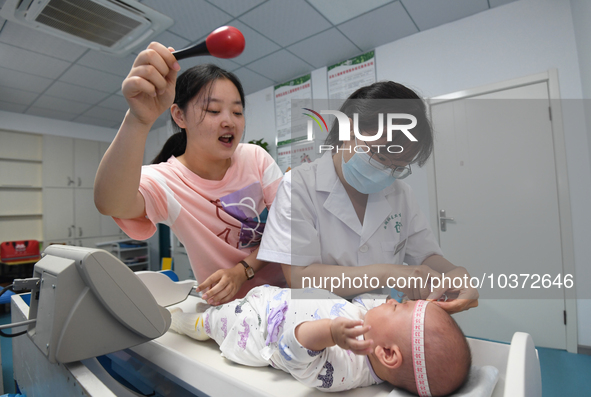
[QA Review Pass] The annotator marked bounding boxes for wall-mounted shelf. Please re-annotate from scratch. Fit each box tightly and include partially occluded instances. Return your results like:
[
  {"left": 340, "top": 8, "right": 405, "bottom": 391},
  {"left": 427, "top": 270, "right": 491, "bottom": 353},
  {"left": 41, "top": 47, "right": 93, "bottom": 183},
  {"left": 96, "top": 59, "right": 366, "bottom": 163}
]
[
  {"left": 0, "top": 157, "right": 43, "bottom": 164},
  {"left": 0, "top": 186, "right": 42, "bottom": 190},
  {"left": 0, "top": 214, "right": 42, "bottom": 218},
  {"left": 0, "top": 130, "right": 44, "bottom": 243}
]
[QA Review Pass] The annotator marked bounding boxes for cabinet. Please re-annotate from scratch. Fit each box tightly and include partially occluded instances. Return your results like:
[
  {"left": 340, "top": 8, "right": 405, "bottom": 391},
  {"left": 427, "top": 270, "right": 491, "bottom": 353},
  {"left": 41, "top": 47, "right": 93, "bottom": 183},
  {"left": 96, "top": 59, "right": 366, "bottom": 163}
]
[
  {"left": 43, "top": 136, "right": 99, "bottom": 188},
  {"left": 42, "top": 136, "right": 125, "bottom": 247},
  {"left": 42, "top": 188, "right": 101, "bottom": 242},
  {"left": 96, "top": 239, "right": 150, "bottom": 271}
]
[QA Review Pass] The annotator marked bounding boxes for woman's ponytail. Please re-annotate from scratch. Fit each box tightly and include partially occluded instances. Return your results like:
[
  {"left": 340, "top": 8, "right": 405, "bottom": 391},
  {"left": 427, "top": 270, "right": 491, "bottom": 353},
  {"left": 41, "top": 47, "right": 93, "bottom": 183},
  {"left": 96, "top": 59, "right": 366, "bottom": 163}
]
[{"left": 151, "top": 130, "right": 187, "bottom": 164}]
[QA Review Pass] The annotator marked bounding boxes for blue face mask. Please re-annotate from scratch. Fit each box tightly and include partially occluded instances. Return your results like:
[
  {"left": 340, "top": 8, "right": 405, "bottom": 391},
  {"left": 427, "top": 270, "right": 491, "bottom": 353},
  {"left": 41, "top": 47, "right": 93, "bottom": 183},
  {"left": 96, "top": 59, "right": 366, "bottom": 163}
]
[{"left": 341, "top": 148, "right": 398, "bottom": 194}]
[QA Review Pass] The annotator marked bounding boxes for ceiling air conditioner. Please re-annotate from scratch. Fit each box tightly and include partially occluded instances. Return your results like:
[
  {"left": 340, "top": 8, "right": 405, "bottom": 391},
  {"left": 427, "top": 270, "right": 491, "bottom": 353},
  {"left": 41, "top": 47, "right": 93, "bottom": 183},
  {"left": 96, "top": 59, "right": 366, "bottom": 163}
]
[{"left": 0, "top": 0, "right": 174, "bottom": 56}]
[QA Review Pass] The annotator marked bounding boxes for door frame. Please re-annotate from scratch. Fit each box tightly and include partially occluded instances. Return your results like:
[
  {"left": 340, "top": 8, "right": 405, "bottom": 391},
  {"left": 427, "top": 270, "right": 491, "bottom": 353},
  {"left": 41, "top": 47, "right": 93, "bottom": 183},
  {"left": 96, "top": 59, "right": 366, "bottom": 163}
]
[{"left": 426, "top": 69, "right": 578, "bottom": 353}]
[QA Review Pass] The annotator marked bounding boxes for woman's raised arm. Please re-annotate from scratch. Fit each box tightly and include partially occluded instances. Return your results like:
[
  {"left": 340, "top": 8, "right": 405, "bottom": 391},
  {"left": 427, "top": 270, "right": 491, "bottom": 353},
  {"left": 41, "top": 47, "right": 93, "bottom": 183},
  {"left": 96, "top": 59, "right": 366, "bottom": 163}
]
[{"left": 94, "top": 43, "right": 180, "bottom": 219}]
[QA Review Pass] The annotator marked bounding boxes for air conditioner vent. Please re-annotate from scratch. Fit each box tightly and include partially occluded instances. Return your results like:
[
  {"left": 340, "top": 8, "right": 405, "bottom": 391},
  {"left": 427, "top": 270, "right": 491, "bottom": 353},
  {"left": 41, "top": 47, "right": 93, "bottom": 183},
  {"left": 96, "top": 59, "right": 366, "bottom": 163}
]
[
  {"left": 0, "top": 0, "right": 173, "bottom": 56},
  {"left": 35, "top": 0, "right": 142, "bottom": 47}
]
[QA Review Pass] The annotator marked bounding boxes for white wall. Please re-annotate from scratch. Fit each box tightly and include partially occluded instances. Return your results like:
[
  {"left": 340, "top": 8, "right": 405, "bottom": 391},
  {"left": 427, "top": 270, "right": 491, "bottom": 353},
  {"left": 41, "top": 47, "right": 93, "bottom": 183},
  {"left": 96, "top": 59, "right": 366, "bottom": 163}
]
[
  {"left": 244, "top": 86, "right": 276, "bottom": 158},
  {"left": 244, "top": 0, "right": 591, "bottom": 346},
  {"left": 568, "top": 0, "right": 591, "bottom": 350}
]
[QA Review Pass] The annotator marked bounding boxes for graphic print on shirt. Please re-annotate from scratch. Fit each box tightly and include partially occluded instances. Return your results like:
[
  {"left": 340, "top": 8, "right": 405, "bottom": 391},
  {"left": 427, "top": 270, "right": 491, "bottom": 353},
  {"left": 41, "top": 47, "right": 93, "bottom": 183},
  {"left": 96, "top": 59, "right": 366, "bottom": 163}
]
[
  {"left": 213, "top": 182, "right": 269, "bottom": 249},
  {"left": 318, "top": 361, "right": 334, "bottom": 388}
]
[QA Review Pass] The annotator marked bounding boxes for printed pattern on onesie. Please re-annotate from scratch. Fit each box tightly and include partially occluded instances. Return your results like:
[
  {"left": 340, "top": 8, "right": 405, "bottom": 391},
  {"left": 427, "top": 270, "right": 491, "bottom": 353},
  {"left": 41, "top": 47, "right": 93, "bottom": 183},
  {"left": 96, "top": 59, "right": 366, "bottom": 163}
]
[{"left": 203, "top": 286, "right": 383, "bottom": 391}]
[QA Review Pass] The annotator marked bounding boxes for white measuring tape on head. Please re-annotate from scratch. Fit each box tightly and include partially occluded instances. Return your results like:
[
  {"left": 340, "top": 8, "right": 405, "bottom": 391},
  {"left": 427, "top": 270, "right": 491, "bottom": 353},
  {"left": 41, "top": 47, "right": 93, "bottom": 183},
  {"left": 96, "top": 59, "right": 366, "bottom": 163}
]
[{"left": 412, "top": 300, "right": 431, "bottom": 397}]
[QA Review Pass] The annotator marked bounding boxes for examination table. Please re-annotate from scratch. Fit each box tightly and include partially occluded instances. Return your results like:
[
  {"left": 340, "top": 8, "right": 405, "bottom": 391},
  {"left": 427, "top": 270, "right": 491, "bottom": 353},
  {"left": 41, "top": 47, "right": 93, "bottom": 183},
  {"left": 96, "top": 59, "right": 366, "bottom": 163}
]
[
  {"left": 8, "top": 245, "right": 541, "bottom": 397},
  {"left": 11, "top": 292, "right": 541, "bottom": 397}
]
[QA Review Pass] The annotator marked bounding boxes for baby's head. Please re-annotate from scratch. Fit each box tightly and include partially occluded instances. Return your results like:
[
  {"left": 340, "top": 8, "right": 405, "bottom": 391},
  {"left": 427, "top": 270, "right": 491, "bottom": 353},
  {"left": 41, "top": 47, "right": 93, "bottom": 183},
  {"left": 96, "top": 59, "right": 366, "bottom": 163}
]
[{"left": 364, "top": 299, "right": 471, "bottom": 396}]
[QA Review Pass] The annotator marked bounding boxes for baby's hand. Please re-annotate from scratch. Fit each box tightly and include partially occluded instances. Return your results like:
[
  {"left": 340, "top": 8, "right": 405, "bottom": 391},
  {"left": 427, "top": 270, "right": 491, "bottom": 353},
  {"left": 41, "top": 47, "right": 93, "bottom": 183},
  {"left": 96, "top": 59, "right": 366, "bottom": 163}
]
[{"left": 330, "top": 317, "right": 373, "bottom": 355}]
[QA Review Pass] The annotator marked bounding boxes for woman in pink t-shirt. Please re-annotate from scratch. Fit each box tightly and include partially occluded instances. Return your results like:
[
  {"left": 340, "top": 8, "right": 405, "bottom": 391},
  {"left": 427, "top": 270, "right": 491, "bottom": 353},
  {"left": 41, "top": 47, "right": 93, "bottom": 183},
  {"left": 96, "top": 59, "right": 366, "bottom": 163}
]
[{"left": 95, "top": 42, "right": 286, "bottom": 305}]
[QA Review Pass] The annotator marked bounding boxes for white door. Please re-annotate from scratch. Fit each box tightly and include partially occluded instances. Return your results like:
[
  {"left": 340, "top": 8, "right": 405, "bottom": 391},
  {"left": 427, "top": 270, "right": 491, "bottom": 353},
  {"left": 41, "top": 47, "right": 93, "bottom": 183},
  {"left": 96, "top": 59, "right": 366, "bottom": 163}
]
[{"left": 430, "top": 82, "right": 567, "bottom": 349}]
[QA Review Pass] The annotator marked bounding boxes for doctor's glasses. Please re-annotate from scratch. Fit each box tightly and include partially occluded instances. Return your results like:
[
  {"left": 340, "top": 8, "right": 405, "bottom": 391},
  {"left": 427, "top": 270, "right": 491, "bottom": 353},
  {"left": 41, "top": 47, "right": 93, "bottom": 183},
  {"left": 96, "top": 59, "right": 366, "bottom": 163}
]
[{"left": 365, "top": 145, "right": 412, "bottom": 179}]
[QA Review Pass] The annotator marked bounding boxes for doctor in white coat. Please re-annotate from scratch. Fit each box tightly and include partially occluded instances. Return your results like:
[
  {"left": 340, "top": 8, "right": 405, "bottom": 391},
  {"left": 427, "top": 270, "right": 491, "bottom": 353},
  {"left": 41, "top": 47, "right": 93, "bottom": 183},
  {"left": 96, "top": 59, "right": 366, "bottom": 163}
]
[{"left": 258, "top": 81, "right": 478, "bottom": 314}]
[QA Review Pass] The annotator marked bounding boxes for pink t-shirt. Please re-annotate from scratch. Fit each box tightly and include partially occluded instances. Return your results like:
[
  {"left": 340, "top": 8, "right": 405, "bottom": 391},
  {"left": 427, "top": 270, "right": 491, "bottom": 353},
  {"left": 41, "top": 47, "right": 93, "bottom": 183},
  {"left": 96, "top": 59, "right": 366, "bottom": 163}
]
[{"left": 114, "top": 144, "right": 286, "bottom": 297}]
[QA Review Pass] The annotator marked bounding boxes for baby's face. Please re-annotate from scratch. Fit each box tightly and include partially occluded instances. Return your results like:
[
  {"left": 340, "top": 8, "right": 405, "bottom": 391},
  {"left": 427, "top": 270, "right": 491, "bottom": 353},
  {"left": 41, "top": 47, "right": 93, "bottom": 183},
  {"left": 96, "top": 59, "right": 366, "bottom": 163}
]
[{"left": 364, "top": 299, "right": 416, "bottom": 343}]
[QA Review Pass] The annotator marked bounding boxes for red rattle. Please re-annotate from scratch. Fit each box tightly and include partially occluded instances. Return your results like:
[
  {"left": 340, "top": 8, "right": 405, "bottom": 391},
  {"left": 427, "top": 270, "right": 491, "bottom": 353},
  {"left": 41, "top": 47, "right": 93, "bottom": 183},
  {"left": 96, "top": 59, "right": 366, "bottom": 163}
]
[{"left": 172, "top": 26, "right": 245, "bottom": 60}]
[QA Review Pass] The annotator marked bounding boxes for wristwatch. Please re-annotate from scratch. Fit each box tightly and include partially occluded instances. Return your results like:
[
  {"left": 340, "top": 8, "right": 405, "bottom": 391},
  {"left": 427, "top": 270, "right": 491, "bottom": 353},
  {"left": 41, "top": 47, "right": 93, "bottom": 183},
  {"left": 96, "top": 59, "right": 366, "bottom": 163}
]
[{"left": 240, "top": 260, "right": 255, "bottom": 280}]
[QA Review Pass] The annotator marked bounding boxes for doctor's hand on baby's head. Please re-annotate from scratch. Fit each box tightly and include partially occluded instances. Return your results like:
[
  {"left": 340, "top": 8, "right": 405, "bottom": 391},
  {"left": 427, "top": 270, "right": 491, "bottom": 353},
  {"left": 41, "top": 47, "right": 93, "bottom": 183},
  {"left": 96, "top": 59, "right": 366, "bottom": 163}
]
[
  {"left": 427, "top": 266, "right": 480, "bottom": 315},
  {"left": 394, "top": 264, "right": 479, "bottom": 315}
]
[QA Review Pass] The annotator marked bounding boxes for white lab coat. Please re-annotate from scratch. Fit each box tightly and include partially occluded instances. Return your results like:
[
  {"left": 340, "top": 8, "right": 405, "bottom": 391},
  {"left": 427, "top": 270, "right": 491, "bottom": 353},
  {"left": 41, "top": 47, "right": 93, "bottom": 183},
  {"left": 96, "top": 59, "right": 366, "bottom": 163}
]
[{"left": 258, "top": 152, "right": 442, "bottom": 272}]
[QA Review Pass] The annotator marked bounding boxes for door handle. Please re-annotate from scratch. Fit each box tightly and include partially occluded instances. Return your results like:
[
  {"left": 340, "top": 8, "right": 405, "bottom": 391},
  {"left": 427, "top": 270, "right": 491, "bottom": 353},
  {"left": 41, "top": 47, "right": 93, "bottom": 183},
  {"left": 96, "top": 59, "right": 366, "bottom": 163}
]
[{"left": 439, "top": 210, "right": 454, "bottom": 232}]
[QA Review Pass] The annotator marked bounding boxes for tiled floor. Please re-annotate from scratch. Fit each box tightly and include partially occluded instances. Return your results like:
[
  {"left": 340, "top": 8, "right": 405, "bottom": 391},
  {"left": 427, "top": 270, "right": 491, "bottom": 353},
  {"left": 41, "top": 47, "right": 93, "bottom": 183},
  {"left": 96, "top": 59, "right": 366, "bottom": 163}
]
[{"left": 0, "top": 312, "right": 590, "bottom": 396}]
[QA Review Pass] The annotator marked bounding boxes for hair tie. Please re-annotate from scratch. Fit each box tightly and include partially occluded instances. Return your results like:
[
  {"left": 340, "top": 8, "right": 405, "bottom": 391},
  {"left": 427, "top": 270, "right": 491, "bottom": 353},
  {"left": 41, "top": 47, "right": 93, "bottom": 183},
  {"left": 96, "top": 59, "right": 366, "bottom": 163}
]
[{"left": 411, "top": 300, "right": 431, "bottom": 396}]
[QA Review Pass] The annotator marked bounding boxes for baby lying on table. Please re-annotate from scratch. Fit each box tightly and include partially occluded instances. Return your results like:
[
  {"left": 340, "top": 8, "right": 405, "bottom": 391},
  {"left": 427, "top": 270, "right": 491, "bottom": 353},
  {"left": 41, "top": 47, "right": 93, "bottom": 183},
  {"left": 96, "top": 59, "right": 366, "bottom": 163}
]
[{"left": 168, "top": 286, "right": 471, "bottom": 396}]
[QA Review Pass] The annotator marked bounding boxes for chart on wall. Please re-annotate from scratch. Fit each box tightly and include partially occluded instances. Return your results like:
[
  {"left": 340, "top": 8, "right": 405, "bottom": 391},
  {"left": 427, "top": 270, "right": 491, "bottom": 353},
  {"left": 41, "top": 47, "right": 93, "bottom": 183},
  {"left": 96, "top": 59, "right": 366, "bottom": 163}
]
[
  {"left": 274, "top": 74, "right": 312, "bottom": 148},
  {"left": 327, "top": 50, "right": 376, "bottom": 102},
  {"left": 276, "top": 140, "right": 316, "bottom": 174}
]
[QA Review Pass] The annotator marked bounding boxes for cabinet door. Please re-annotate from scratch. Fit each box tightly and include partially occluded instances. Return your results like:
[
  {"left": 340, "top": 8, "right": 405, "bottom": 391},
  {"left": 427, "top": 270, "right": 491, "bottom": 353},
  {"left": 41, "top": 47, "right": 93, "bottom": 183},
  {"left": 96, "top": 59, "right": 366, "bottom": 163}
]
[
  {"left": 43, "top": 188, "right": 74, "bottom": 241},
  {"left": 43, "top": 136, "right": 74, "bottom": 187},
  {"left": 74, "top": 139, "right": 100, "bottom": 188},
  {"left": 100, "top": 214, "right": 122, "bottom": 236},
  {"left": 74, "top": 188, "right": 101, "bottom": 238}
]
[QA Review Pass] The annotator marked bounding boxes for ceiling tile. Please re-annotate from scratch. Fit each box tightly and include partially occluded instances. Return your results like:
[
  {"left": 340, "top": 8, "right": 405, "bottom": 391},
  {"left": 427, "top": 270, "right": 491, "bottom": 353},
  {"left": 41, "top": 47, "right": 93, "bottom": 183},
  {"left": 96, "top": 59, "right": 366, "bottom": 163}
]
[
  {"left": 489, "top": 0, "right": 517, "bottom": 7},
  {"left": 400, "top": 0, "right": 489, "bottom": 31},
  {"left": 33, "top": 94, "right": 93, "bottom": 113},
  {"left": 0, "top": 21, "right": 88, "bottom": 62},
  {"left": 58, "top": 65, "right": 122, "bottom": 93},
  {"left": 142, "top": 0, "right": 233, "bottom": 42},
  {"left": 150, "top": 31, "right": 191, "bottom": 53},
  {"left": 132, "top": 31, "right": 191, "bottom": 57},
  {"left": 287, "top": 28, "right": 360, "bottom": 68},
  {"left": 0, "top": 42, "right": 71, "bottom": 79},
  {"left": 338, "top": 2, "right": 418, "bottom": 50},
  {"left": 232, "top": 67, "right": 275, "bottom": 95},
  {"left": 307, "top": 0, "right": 394, "bottom": 25},
  {"left": 26, "top": 106, "right": 77, "bottom": 121},
  {"left": 0, "top": 86, "right": 38, "bottom": 105},
  {"left": 246, "top": 50, "right": 312, "bottom": 84},
  {"left": 225, "top": 21, "right": 281, "bottom": 66},
  {"left": 0, "top": 67, "right": 53, "bottom": 93},
  {"left": 206, "top": 0, "right": 267, "bottom": 17},
  {"left": 76, "top": 50, "right": 136, "bottom": 77},
  {"left": 82, "top": 106, "right": 127, "bottom": 122},
  {"left": 239, "top": 0, "right": 331, "bottom": 47},
  {"left": 73, "top": 115, "right": 120, "bottom": 128},
  {"left": 98, "top": 94, "right": 129, "bottom": 111},
  {"left": 0, "top": 100, "right": 27, "bottom": 113},
  {"left": 44, "top": 81, "right": 110, "bottom": 105},
  {"left": 178, "top": 56, "right": 240, "bottom": 73}
]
